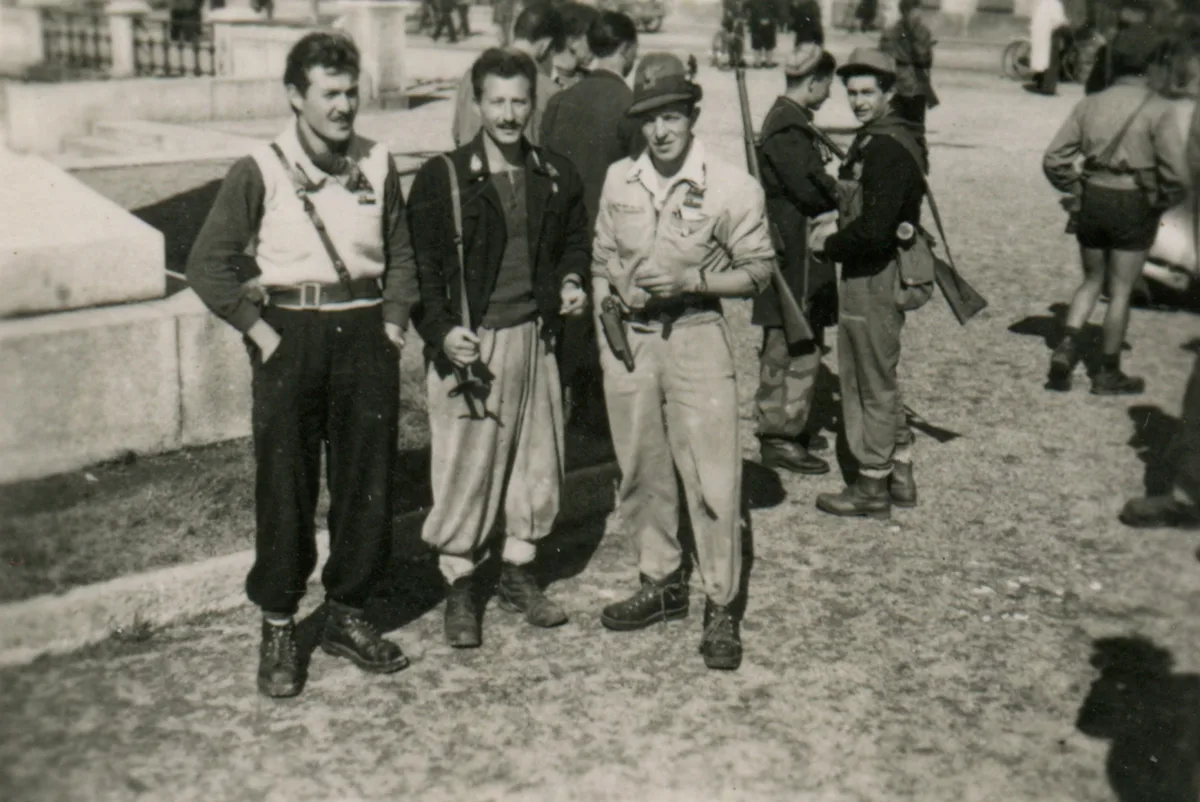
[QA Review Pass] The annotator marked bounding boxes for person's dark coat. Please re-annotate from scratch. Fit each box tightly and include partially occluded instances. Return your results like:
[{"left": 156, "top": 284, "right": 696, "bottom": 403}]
[
  {"left": 790, "top": 0, "right": 824, "bottom": 44},
  {"left": 407, "top": 134, "right": 591, "bottom": 376},
  {"left": 879, "top": 14, "right": 939, "bottom": 106},
  {"left": 752, "top": 96, "right": 839, "bottom": 329},
  {"left": 539, "top": 68, "right": 644, "bottom": 232}
]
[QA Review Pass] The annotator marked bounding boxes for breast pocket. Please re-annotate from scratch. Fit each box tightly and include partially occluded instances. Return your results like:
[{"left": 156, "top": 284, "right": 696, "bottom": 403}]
[
  {"left": 656, "top": 210, "right": 721, "bottom": 273},
  {"left": 612, "top": 206, "right": 656, "bottom": 262}
]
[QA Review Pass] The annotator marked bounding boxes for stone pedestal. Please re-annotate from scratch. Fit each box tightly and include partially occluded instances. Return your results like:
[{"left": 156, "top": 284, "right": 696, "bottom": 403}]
[
  {"left": 336, "top": 0, "right": 407, "bottom": 104},
  {"left": 105, "top": 0, "right": 152, "bottom": 79},
  {"left": 0, "top": 148, "right": 164, "bottom": 317}
]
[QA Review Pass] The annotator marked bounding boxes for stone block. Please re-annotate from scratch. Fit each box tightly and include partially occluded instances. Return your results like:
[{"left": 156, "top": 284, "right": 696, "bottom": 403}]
[
  {"left": 0, "top": 149, "right": 165, "bottom": 317},
  {"left": 210, "top": 78, "right": 288, "bottom": 121},
  {"left": 0, "top": 302, "right": 181, "bottom": 484},
  {"left": 168, "top": 290, "right": 253, "bottom": 447}
]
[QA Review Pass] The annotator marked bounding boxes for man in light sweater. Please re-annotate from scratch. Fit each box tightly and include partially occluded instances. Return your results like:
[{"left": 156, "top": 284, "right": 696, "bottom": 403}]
[{"left": 187, "top": 33, "right": 419, "bottom": 698}]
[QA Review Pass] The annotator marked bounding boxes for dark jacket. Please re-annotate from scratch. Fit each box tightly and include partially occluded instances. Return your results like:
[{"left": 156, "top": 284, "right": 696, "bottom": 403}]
[
  {"left": 539, "top": 68, "right": 644, "bottom": 232},
  {"left": 879, "top": 14, "right": 939, "bottom": 105},
  {"left": 752, "top": 96, "right": 839, "bottom": 328},
  {"left": 407, "top": 134, "right": 591, "bottom": 375},
  {"left": 825, "top": 118, "right": 925, "bottom": 279},
  {"left": 790, "top": 0, "right": 823, "bottom": 44}
]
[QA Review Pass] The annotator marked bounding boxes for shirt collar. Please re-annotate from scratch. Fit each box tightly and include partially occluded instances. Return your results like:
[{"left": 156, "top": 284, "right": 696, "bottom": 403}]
[
  {"left": 281, "top": 120, "right": 358, "bottom": 185},
  {"left": 627, "top": 138, "right": 708, "bottom": 203}
]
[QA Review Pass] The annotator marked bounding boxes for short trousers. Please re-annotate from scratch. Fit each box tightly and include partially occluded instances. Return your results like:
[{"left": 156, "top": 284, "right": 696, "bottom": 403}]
[{"left": 1076, "top": 184, "right": 1161, "bottom": 252}]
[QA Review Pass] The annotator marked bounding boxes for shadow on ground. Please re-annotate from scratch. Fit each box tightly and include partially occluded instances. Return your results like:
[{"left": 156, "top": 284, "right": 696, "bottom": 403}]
[
  {"left": 133, "top": 179, "right": 223, "bottom": 285},
  {"left": 1076, "top": 636, "right": 1200, "bottom": 802}
]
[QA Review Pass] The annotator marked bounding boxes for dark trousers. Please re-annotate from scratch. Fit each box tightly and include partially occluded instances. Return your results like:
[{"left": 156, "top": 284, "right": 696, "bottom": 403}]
[
  {"left": 432, "top": 7, "right": 458, "bottom": 41},
  {"left": 245, "top": 305, "right": 400, "bottom": 617},
  {"left": 1036, "top": 28, "right": 1064, "bottom": 95},
  {"left": 457, "top": 3, "right": 471, "bottom": 35}
]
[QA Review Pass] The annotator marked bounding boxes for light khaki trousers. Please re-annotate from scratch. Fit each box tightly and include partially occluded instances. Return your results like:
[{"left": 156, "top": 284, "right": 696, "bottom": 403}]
[
  {"left": 600, "top": 315, "right": 743, "bottom": 607},
  {"left": 421, "top": 320, "right": 565, "bottom": 582}
]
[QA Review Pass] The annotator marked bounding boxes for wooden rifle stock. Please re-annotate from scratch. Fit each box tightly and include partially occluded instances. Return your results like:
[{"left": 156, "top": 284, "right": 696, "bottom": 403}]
[{"left": 735, "top": 67, "right": 815, "bottom": 346}]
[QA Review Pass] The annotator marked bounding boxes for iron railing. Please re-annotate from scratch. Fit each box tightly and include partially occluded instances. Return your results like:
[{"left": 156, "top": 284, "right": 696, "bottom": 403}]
[
  {"left": 41, "top": 11, "right": 112, "bottom": 70},
  {"left": 132, "top": 17, "right": 216, "bottom": 77}
]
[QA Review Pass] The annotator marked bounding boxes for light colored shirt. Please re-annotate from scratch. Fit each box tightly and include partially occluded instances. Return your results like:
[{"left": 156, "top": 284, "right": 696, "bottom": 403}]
[
  {"left": 1030, "top": 0, "right": 1068, "bottom": 73},
  {"left": 1044, "top": 78, "right": 1188, "bottom": 204},
  {"left": 591, "top": 138, "right": 776, "bottom": 311}
]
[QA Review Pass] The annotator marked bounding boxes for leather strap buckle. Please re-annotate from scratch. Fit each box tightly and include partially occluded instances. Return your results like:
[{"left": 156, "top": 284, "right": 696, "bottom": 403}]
[{"left": 297, "top": 282, "right": 322, "bottom": 309}]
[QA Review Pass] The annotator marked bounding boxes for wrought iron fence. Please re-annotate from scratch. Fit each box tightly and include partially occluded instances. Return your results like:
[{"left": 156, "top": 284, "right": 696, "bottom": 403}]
[
  {"left": 132, "top": 17, "right": 216, "bottom": 77},
  {"left": 41, "top": 11, "right": 112, "bottom": 70}
]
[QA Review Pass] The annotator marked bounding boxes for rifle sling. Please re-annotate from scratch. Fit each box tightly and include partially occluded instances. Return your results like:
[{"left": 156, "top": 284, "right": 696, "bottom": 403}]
[
  {"left": 269, "top": 142, "right": 355, "bottom": 290},
  {"left": 438, "top": 154, "right": 472, "bottom": 329}
]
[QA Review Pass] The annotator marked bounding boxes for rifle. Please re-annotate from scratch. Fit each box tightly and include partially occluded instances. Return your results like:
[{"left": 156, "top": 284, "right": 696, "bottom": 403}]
[
  {"left": 735, "top": 66, "right": 815, "bottom": 346},
  {"left": 440, "top": 154, "right": 488, "bottom": 419}
]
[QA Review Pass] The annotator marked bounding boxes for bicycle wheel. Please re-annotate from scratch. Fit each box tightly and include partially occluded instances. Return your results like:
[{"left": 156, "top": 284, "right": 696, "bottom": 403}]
[{"left": 1002, "top": 39, "right": 1032, "bottom": 80}]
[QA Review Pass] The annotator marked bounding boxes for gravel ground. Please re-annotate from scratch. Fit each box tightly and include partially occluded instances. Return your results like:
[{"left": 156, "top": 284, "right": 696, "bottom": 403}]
[{"left": 4, "top": 69, "right": 1200, "bottom": 802}]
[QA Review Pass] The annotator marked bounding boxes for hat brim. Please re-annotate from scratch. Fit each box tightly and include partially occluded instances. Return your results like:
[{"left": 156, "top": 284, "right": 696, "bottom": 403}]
[
  {"left": 836, "top": 63, "right": 893, "bottom": 78},
  {"left": 627, "top": 88, "right": 702, "bottom": 117}
]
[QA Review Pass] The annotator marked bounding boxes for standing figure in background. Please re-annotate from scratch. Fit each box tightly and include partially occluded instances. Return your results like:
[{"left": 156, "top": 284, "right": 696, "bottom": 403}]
[
  {"left": 879, "top": 0, "right": 939, "bottom": 135},
  {"left": 540, "top": 10, "right": 642, "bottom": 435},
  {"left": 591, "top": 54, "right": 777, "bottom": 671},
  {"left": 409, "top": 49, "right": 591, "bottom": 648},
  {"left": 1086, "top": 0, "right": 1155, "bottom": 94},
  {"left": 748, "top": 0, "right": 780, "bottom": 67},
  {"left": 1043, "top": 28, "right": 1187, "bottom": 395},
  {"left": 854, "top": 0, "right": 878, "bottom": 33},
  {"left": 791, "top": 0, "right": 824, "bottom": 48},
  {"left": 811, "top": 49, "right": 926, "bottom": 520},
  {"left": 495, "top": 0, "right": 517, "bottom": 45},
  {"left": 754, "top": 45, "right": 841, "bottom": 477},
  {"left": 186, "top": 33, "right": 418, "bottom": 698},
  {"left": 432, "top": 0, "right": 461, "bottom": 43},
  {"left": 1028, "top": 0, "right": 1069, "bottom": 95},
  {"left": 452, "top": 3, "right": 566, "bottom": 146},
  {"left": 456, "top": 0, "right": 473, "bottom": 38},
  {"left": 721, "top": 0, "right": 748, "bottom": 67}
]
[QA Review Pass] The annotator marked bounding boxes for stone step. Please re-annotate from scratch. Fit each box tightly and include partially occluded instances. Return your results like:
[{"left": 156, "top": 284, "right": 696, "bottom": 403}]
[
  {"left": 91, "top": 119, "right": 260, "bottom": 154},
  {"left": 58, "top": 135, "right": 147, "bottom": 158}
]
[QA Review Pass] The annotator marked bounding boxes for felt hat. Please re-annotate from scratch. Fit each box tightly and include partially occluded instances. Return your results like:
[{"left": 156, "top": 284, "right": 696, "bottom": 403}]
[{"left": 628, "top": 52, "right": 703, "bottom": 116}]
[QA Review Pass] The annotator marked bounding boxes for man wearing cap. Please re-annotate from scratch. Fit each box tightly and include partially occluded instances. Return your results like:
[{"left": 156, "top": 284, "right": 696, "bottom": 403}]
[
  {"left": 591, "top": 53, "right": 777, "bottom": 671},
  {"left": 753, "top": 44, "right": 840, "bottom": 477},
  {"left": 810, "top": 48, "right": 926, "bottom": 519}
]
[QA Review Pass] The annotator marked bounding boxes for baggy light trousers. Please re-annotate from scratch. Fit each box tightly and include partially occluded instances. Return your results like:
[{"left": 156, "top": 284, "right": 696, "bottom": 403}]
[
  {"left": 421, "top": 319, "right": 565, "bottom": 582},
  {"left": 600, "top": 314, "right": 743, "bottom": 607}
]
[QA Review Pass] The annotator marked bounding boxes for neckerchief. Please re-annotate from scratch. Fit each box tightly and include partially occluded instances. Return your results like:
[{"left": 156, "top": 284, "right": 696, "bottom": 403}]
[
  {"left": 845, "top": 113, "right": 928, "bottom": 175},
  {"left": 296, "top": 123, "right": 375, "bottom": 195}
]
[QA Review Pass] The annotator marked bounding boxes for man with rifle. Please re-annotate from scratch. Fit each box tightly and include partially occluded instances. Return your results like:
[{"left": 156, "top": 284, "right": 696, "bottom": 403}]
[
  {"left": 810, "top": 48, "right": 926, "bottom": 519},
  {"left": 591, "top": 53, "right": 776, "bottom": 671},
  {"left": 750, "top": 44, "right": 841, "bottom": 477},
  {"left": 408, "top": 48, "right": 591, "bottom": 649}
]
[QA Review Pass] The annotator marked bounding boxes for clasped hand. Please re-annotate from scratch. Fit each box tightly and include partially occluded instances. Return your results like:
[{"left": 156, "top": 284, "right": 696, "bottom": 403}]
[{"left": 443, "top": 326, "right": 480, "bottom": 368}]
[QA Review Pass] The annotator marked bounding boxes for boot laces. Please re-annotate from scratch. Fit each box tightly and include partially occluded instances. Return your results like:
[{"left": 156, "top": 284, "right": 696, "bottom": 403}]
[{"left": 703, "top": 606, "right": 736, "bottom": 643}]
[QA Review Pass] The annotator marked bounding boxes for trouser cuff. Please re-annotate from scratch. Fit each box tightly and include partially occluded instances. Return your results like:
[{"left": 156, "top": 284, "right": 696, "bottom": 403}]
[
  {"left": 860, "top": 467, "right": 890, "bottom": 480},
  {"left": 1173, "top": 484, "right": 1197, "bottom": 507},
  {"left": 893, "top": 443, "right": 913, "bottom": 464},
  {"left": 501, "top": 536, "right": 536, "bottom": 566},
  {"left": 439, "top": 553, "right": 477, "bottom": 584}
]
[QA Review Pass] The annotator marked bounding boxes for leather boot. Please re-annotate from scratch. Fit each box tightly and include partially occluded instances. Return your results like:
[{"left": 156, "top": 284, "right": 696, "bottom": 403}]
[
  {"left": 497, "top": 562, "right": 568, "bottom": 628},
  {"left": 257, "top": 620, "right": 302, "bottom": 698},
  {"left": 600, "top": 569, "right": 689, "bottom": 631},
  {"left": 321, "top": 603, "right": 409, "bottom": 674},
  {"left": 1091, "top": 369, "right": 1145, "bottom": 396},
  {"left": 1047, "top": 335, "right": 1079, "bottom": 391},
  {"left": 1119, "top": 494, "right": 1200, "bottom": 529},
  {"left": 889, "top": 461, "right": 917, "bottom": 508},
  {"left": 699, "top": 598, "right": 742, "bottom": 671},
  {"left": 443, "top": 576, "right": 481, "bottom": 648},
  {"left": 759, "top": 436, "right": 830, "bottom": 475},
  {"left": 816, "top": 475, "right": 891, "bottom": 519}
]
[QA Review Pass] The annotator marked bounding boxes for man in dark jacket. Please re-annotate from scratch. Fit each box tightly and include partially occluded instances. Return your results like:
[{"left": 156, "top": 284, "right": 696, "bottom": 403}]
[
  {"left": 753, "top": 44, "right": 840, "bottom": 476},
  {"left": 791, "top": 0, "right": 824, "bottom": 47},
  {"left": 541, "top": 10, "right": 642, "bottom": 433},
  {"left": 879, "top": 0, "right": 938, "bottom": 134},
  {"left": 407, "top": 48, "right": 591, "bottom": 648},
  {"left": 812, "top": 48, "right": 926, "bottom": 519},
  {"left": 748, "top": 0, "right": 779, "bottom": 67}
]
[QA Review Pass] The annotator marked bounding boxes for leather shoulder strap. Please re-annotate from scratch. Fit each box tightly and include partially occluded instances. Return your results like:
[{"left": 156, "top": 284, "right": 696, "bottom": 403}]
[
  {"left": 269, "top": 142, "right": 354, "bottom": 289},
  {"left": 1095, "top": 91, "right": 1155, "bottom": 169},
  {"left": 438, "top": 154, "right": 472, "bottom": 329},
  {"left": 871, "top": 131, "right": 957, "bottom": 272}
]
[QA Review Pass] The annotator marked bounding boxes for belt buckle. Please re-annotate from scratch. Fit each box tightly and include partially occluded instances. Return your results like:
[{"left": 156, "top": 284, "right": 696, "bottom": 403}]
[{"left": 297, "top": 282, "right": 322, "bottom": 309}]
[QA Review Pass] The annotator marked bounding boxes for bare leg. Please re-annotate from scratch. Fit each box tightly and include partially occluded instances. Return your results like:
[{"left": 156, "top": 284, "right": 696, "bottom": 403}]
[
  {"left": 1064, "top": 246, "right": 1108, "bottom": 330},
  {"left": 1100, "top": 248, "right": 1146, "bottom": 357}
]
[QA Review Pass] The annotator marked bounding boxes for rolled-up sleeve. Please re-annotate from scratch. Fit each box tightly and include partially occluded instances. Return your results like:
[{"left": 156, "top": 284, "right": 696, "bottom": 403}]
[
  {"left": 1044, "top": 102, "right": 1085, "bottom": 194},
  {"left": 725, "top": 179, "right": 776, "bottom": 293}
]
